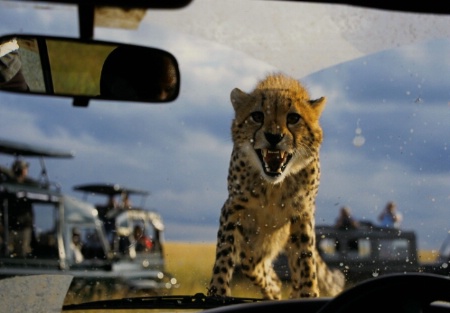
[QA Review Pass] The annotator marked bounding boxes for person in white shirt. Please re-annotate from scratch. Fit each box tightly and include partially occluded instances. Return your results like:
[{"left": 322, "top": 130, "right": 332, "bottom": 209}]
[
  {"left": 70, "top": 228, "right": 84, "bottom": 263},
  {"left": 379, "top": 201, "right": 403, "bottom": 228}
]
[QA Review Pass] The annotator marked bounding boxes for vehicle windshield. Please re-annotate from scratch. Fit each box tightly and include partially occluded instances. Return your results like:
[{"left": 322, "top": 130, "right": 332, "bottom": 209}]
[{"left": 0, "top": 0, "right": 449, "bottom": 310}]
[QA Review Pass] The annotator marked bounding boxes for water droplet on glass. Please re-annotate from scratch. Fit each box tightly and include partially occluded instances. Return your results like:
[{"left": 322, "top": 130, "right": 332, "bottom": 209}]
[{"left": 353, "top": 136, "right": 365, "bottom": 147}]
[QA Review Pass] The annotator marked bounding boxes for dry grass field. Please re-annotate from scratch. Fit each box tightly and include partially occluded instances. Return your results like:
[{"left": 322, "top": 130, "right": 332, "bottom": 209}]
[
  {"left": 164, "top": 241, "right": 273, "bottom": 298},
  {"left": 164, "top": 241, "right": 216, "bottom": 296},
  {"left": 164, "top": 242, "right": 439, "bottom": 298},
  {"left": 418, "top": 249, "right": 439, "bottom": 262}
]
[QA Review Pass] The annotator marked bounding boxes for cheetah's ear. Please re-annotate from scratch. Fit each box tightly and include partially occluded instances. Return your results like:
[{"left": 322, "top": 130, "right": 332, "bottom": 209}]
[
  {"left": 309, "top": 96, "right": 326, "bottom": 118},
  {"left": 230, "top": 88, "right": 252, "bottom": 111}
]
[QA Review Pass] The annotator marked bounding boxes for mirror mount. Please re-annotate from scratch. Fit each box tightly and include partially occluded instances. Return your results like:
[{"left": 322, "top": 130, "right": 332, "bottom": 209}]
[
  {"left": 73, "top": 96, "right": 90, "bottom": 107},
  {"left": 77, "top": 3, "right": 95, "bottom": 107},
  {"left": 78, "top": 4, "right": 95, "bottom": 40}
]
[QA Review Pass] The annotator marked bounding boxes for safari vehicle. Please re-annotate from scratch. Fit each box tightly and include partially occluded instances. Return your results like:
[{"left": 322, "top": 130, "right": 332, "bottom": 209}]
[
  {"left": 419, "top": 233, "right": 450, "bottom": 277},
  {"left": 273, "top": 223, "right": 420, "bottom": 285},
  {"left": 436, "top": 234, "right": 450, "bottom": 267},
  {"left": 2, "top": 0, "right": 450, "bottom": 312},
  {"left": 73, "top": 184, "right": 168, "bottom": 278},
  {"left": 315, "top": 224, "right": 420, "bottom": 285},
  {"left": 275, "top": 223, "right": 450, "bottom": 287},
  {"left": 0, "top": 139, "right": 177, "bottom": 302}
]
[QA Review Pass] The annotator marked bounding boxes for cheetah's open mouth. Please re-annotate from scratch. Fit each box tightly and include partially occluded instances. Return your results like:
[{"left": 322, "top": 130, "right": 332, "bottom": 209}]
[{"left": 256, "top": 149, "right": 292, "bottom": 177}]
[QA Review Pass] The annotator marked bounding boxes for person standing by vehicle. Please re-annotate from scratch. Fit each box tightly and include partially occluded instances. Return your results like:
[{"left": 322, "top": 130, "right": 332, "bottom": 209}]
[
  {"left": 335, "top": 206, "right": 359, "bottom": 230},
  {"left": 378, "top": 201, "right": 402, "bottom": 228},
  {"left": 120, "top": 192, "right": 132, "bottom": 209},
  {"left": 97, "top": 194, "right": 117, "bottom": 220},
  {"left": 8, "top": 160, "right": 34, "bottom": 257},
  {"left": 11, "top": 159, "right": 29, "bottom": 183},
  {"left": 9, "top": 159, "right": 38, "bottom": 186}
]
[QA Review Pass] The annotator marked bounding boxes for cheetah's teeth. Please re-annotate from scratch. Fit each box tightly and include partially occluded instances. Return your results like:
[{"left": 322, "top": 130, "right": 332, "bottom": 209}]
[
  {"left": 261, "top": 149, "right": 287, "bottom": 174},
  {"left": 262, "top": 149, "right": 286, "bottom": 158}
]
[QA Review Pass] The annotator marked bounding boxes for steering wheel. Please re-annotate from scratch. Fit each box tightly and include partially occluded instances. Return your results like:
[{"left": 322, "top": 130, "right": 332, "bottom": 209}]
[{"left": 317, "top": 273, "right": 450, "bottom": 313}]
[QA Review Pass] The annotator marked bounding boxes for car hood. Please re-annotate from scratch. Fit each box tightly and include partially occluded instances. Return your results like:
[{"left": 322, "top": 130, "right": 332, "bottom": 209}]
[{"left": 0, "top": 275, "right": 73, "bottom": 313}]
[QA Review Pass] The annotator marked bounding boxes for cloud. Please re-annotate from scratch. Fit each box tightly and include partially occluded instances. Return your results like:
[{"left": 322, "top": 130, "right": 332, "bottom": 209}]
[{"left": 0, "top": 2, "right": 78, "bottom": 36}]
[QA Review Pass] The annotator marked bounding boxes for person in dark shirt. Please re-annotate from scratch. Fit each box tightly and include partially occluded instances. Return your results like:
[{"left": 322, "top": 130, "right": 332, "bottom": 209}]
[
  {"left": 335, "top": 206, "right": 359, "bottom": 230},
  {"left": 8, "top": 160, "right": 34, "bottom": 257}
]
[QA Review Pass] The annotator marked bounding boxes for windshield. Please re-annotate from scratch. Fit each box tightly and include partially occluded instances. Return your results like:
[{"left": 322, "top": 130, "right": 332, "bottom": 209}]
[{"left": 0, "top": 0, "right": 449, "bottom": 309}]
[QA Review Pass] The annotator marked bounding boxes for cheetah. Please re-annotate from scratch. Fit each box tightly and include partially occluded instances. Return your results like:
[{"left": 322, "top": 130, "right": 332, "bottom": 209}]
[{"left": 208, "top": 73, "right": 345, "bottom": 299}]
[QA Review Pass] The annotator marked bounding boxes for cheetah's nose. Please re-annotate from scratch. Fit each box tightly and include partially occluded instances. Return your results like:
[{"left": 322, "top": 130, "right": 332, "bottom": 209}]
[{"left": 264, "top": 132, "right": 284, "bottom": 146}]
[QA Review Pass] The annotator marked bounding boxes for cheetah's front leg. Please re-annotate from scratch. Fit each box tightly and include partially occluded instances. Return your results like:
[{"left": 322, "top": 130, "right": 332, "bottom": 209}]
[
  {"left": 240, "top": 257, "right": 282, "bottom": 300},
  {"left": 208, "top": 239, "right": 235, "bottom": 297},
  {"left": 285, "top": 218, "right": 320, "bottom": 298}
]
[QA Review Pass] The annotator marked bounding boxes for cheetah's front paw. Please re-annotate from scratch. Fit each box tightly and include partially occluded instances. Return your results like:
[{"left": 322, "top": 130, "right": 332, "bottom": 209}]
[{"left": 207, "top": 284, "right": 230, "bottom": 297}]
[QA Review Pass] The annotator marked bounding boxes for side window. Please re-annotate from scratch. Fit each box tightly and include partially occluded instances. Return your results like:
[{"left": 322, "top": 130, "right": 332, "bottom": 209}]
[
  {"left": 356, "top": 238, "right": 371, "bottom": 258},
  {"left": 440, "top": 238, "right": 450, "bottom": 259},
  {"left": 118, "top": 217, "right": 128, "bottom": 229},
  {"left": 66, "top": 225, "right": 107, "bottom": 263},
  {"left": 130, "top": 220, "right": 155, "bottom": 254},
  {"left": 318, "top": 237, "right": 339, "bottom": 259},
  {"left": 115, "top": 215, "right": 131, "bottom": 255},
  {"left": 378, "top": 238, "right": 411, "bottom": 261},
  {"left": 342, "top": 237, "right": 371, "bottom": 259},
  {"left": 32, "top": 202, "right": 58, "bottom": 258},
  {"left": 80, "top": 227, "right": 106, "bottom": 260},
  {"left": 319, "top": 236, "right": 372, "bottom": 259}
]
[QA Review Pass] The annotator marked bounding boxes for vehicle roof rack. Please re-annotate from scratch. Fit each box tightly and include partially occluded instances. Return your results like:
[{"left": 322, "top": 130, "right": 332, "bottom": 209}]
[
  {"left": 0, "top": 138, "right": 73, "bottom": 189},
  {"left": 73, "top": 183, "right": 150, "bottom": 196}
]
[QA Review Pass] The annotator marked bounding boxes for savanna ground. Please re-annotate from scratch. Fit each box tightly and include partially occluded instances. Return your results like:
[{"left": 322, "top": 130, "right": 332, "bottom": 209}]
[
  {"left": 164, "top": 242, "right": 439, "bottom": 298},
  {"left": 164, "top": 242, "right": 271, "bottom": 298},
  {"left": 63, "top": 242, "right": 439, "bottom": 306}
]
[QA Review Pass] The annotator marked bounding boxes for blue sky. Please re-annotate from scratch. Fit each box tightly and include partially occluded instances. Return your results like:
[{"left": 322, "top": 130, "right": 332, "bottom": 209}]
[{"left": 1, "top": 2, "right": 449, "bottom": 250}]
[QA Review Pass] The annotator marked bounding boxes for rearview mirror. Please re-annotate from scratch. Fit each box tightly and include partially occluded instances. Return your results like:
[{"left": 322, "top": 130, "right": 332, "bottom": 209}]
[
  {"left": 0, "top": 35, "right": 180, "bottom": 105},
  {"left": 12, "top": 0, "right": 193, "bottom": 9}
]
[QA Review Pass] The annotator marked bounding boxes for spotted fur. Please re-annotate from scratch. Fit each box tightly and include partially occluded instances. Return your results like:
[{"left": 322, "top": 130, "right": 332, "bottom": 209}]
[{"left": 208, "top": 73, "right": 345, "bottom": 299}]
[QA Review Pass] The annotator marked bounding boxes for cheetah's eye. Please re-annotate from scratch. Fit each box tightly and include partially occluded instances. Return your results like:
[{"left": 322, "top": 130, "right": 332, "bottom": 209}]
[
  {"left": 251, "top": 112, "right": 264, "bottom": 123},
  {"left": 287, "top": 113, "right": 301, "bottom": 125}
]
